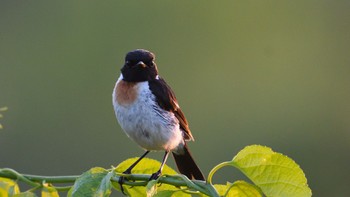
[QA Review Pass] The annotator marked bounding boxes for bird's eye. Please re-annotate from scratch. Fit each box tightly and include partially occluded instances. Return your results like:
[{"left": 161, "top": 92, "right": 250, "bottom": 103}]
[
  {"left": 149, "top": 61, "right": 155, "bottom": 67},
  {"left": 125, "top": 61, "right": 134, "bottom": 67}
]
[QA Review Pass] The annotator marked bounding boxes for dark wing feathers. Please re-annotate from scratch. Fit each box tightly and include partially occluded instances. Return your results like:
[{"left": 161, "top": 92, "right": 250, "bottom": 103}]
[{"left": 148, "top": 78, "right": 194, "bottom": 141}]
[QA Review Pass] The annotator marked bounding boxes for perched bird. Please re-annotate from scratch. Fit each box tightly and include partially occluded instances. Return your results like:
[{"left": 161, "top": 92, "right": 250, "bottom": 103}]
[{"left": 112, "top": 49, "right": 205, "bottom": 185}]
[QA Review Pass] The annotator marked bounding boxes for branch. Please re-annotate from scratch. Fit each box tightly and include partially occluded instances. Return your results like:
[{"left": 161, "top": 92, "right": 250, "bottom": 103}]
[
  {"left": 1, "top": 145, "right": 312, "bottom": 197},
  {"left": 0, "top": 169, "right": 78, "bottom": 183},
  {"left": 114, "top": 173, "right": 218, "bottom": 196},
  {"left": 0, "top": 168, "right": 219, "bottom": 196}
]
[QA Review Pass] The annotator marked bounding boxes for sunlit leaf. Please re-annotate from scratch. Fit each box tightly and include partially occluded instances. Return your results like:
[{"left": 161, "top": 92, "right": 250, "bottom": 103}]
[
  {"left": 0, "top": 177, "right": 20, "bottom": 196},
  {"left": 42, "top": 183, "right": 60, "bottom": 197},
  {"left": 115, "top": 157, "right": 178, "bottom": 176},
  {"left": 230, "top": 145, "right": 312, "bottom": 197},
  {"left": 152, "top": 190, "right": 191, "bottom": 197},
  {"left": 113, "top": 157, "right": 185, "bottom": 196},
  {"left": 213, "top": 183, "right": 229, "bottom": 196},
  {"left": 213, "top": 181, "right": 261, "bottom": 197},
  {"left": 227, "top": 181, "right": 261, "bottom": 197},
  {"left": 152, "top": 190, "right": 177, "bottom": 197},
  {"left": 68, "top": 167, "right": 113, "bottom": 197}
]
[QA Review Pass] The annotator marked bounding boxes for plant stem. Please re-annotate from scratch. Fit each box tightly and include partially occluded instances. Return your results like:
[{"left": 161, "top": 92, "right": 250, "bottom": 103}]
[
  {"left": 23, "top": 174, "right": 79, "bottom": 183},
  {"left": 1, "top": 168, "right": 220, "bottom": 196},
  {"left": 0, "top": 169, "right": 78, "bottom": 183},
  {"left": 207, "top": 161, "right": 231, "bottom": 184}
]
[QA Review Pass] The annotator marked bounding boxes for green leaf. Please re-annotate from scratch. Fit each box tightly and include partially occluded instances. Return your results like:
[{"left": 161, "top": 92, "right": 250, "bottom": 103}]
[
  {"left": 0, "top": 177, "right": 20, "bottom": 196},
  {"left": 213, "top": 183, "right": 229, "bottom": 196},
  {"left": 227, "top": 181, "right": 261, "bottom": 197},
  {"left": 230, "top": 145, "right": 312, "bottom": 197},
  {"left": 152, "top": 190, "right": 177, "bottom": 197},
  {"left": 214, "top": 181, "right": 262, "bottom": 197},
  {"left": 68, "top": 167, "right": 113, "bottom": 197},
  {"left": 113, "top": 157, "right": 186, "bottom": 196},
  {"left": 97, "top": 170, "right": 114, "bottom": 196},
  {"left": 42, "top": 184, "right": 60, "bottom": 197},
  {"left": 152, "top": 190, "right": 191, "bottom": 197},
  {"left": 146, "top": 179, "right": 158, "bottom": 197},
  {"left": 115, "top": 157, "right": 178, "bottom": 176}
]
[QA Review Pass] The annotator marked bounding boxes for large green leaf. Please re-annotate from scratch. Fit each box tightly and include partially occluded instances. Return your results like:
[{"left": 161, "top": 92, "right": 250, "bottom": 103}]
[
  {"left": 231, "top": 145, "right": 312, "bottom": 197},
  {"left": 115, "top": 157, "right": 178, "bottom": 176},
  {"left": 68, "top": 167, "right": 113, "bottom": 197}
]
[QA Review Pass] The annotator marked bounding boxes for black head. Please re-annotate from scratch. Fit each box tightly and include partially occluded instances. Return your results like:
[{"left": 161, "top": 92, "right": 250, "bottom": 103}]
[{"left": 121, "top": 49, "right": 158, "bottom": 82}]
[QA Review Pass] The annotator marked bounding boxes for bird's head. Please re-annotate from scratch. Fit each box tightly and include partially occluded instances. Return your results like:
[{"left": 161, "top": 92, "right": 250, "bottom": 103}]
[{"left": 121, "top": 49, "right": 158, "bottom": 82}]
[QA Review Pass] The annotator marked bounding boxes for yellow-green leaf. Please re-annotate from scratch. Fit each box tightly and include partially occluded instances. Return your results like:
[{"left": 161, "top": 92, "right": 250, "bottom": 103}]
[
  {"left": 0, "top": 177, "right": 20, "bottom": 196},
  {"left": 231, "top": 145, "right": 312, "bottom": 197},
  {"left": 226, "top": 181, "right": 261, "bottom": 197},
  {"left": 114, "top": 157, "right": 183, "bottom": 196},
  {"left": 214, "top": 181, "right": 261, "bottom": 197},
  {"left": 152, "top": 190, "right": 191, "bottom": 197},
  {"left": 42, "top": 184, "right": 59, "bottom": 197},
  {"left": 213, "top": 183, "right": 230, "bottom": 196},
  {"left": 115, "top": 157, "right": 178, "bottom": 176}
]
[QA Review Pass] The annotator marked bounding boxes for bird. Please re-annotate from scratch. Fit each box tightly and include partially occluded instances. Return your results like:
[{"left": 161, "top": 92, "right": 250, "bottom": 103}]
[{"left": 112, "top": 49, "right": 205, "bottom": 187}]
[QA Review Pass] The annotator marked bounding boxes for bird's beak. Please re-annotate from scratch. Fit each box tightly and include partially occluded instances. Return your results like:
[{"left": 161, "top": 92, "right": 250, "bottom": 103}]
[{"left": 136, "top": 61, "right": 147, "bottom": 68}]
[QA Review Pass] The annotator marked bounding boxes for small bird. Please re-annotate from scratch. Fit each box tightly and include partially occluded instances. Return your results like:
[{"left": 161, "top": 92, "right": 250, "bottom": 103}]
[{"left": 112, "top": 49, "right": 205, "bottom": 185}]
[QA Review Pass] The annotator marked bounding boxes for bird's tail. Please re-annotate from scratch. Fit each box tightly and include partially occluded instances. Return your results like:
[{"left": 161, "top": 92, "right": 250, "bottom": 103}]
[{"left": 172, "top": 143, "right": 205, "bottom": 181}]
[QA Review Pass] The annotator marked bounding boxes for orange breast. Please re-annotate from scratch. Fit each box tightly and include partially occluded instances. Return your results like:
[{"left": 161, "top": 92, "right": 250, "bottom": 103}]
[{"left": 115, "top": 81, "right": 138, "bottom": 106}]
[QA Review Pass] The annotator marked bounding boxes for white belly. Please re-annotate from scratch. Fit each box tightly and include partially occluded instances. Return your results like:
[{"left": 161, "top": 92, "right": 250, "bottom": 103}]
[{"left": 113, "top": 79, "right": 183, "bottom": 151}]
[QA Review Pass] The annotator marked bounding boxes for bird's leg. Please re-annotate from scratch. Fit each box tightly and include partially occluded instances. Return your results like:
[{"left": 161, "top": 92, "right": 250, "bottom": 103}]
[
  {"left": 122, "top": 150, "right": 150, "bottom": 174},
  {"left": 119, "top": 150, "right": 150, "bottom": 194},
  {"left": 149, "top": 151, "right": 170, "bottom": 180}
]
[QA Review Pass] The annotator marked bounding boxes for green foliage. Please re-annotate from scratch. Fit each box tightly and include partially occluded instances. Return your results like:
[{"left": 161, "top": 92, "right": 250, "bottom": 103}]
[
  {"left": 0, "top": 145, "right": 312, "bottom": 197},
  {"left": 68, "top": 167, "right": 113, "bottom": 197},
  {"left": 233, "top": 145, "right": 311, "bottom": 196},
  {"left": 208, "top": 145, "right": 311, "bottom": 197},
  {"left": 213, "top": 181, "right": 262, "bottom": 197}
]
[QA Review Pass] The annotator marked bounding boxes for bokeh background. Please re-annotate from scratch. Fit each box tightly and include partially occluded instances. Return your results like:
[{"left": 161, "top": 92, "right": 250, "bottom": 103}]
[{"left": 1, "top": 1, "right": 349, "bottom": 196}]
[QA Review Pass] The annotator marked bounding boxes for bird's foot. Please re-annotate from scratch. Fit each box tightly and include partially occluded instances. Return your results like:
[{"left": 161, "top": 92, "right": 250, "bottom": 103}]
[
  {"left": 149, "top": 170, "right": 161, "bottom": 181},
  {"left": 119, "top": 170, "right": 132, "bottom": 195}
]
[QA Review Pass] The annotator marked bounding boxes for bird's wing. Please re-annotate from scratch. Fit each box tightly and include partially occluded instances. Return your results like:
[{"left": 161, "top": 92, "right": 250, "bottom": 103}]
[{"left": 148, "top": 77, "right": 194, "bottom": 141}]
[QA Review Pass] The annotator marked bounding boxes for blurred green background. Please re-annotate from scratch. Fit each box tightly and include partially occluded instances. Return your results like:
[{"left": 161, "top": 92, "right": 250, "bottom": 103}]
[{"left": 1, "top": 0, "right": 349, "bottom": 196}]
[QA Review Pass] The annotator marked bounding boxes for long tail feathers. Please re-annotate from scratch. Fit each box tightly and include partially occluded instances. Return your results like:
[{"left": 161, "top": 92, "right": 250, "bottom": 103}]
[{"left": 172, "top": 144, "right": 205, "bottom": 181}]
